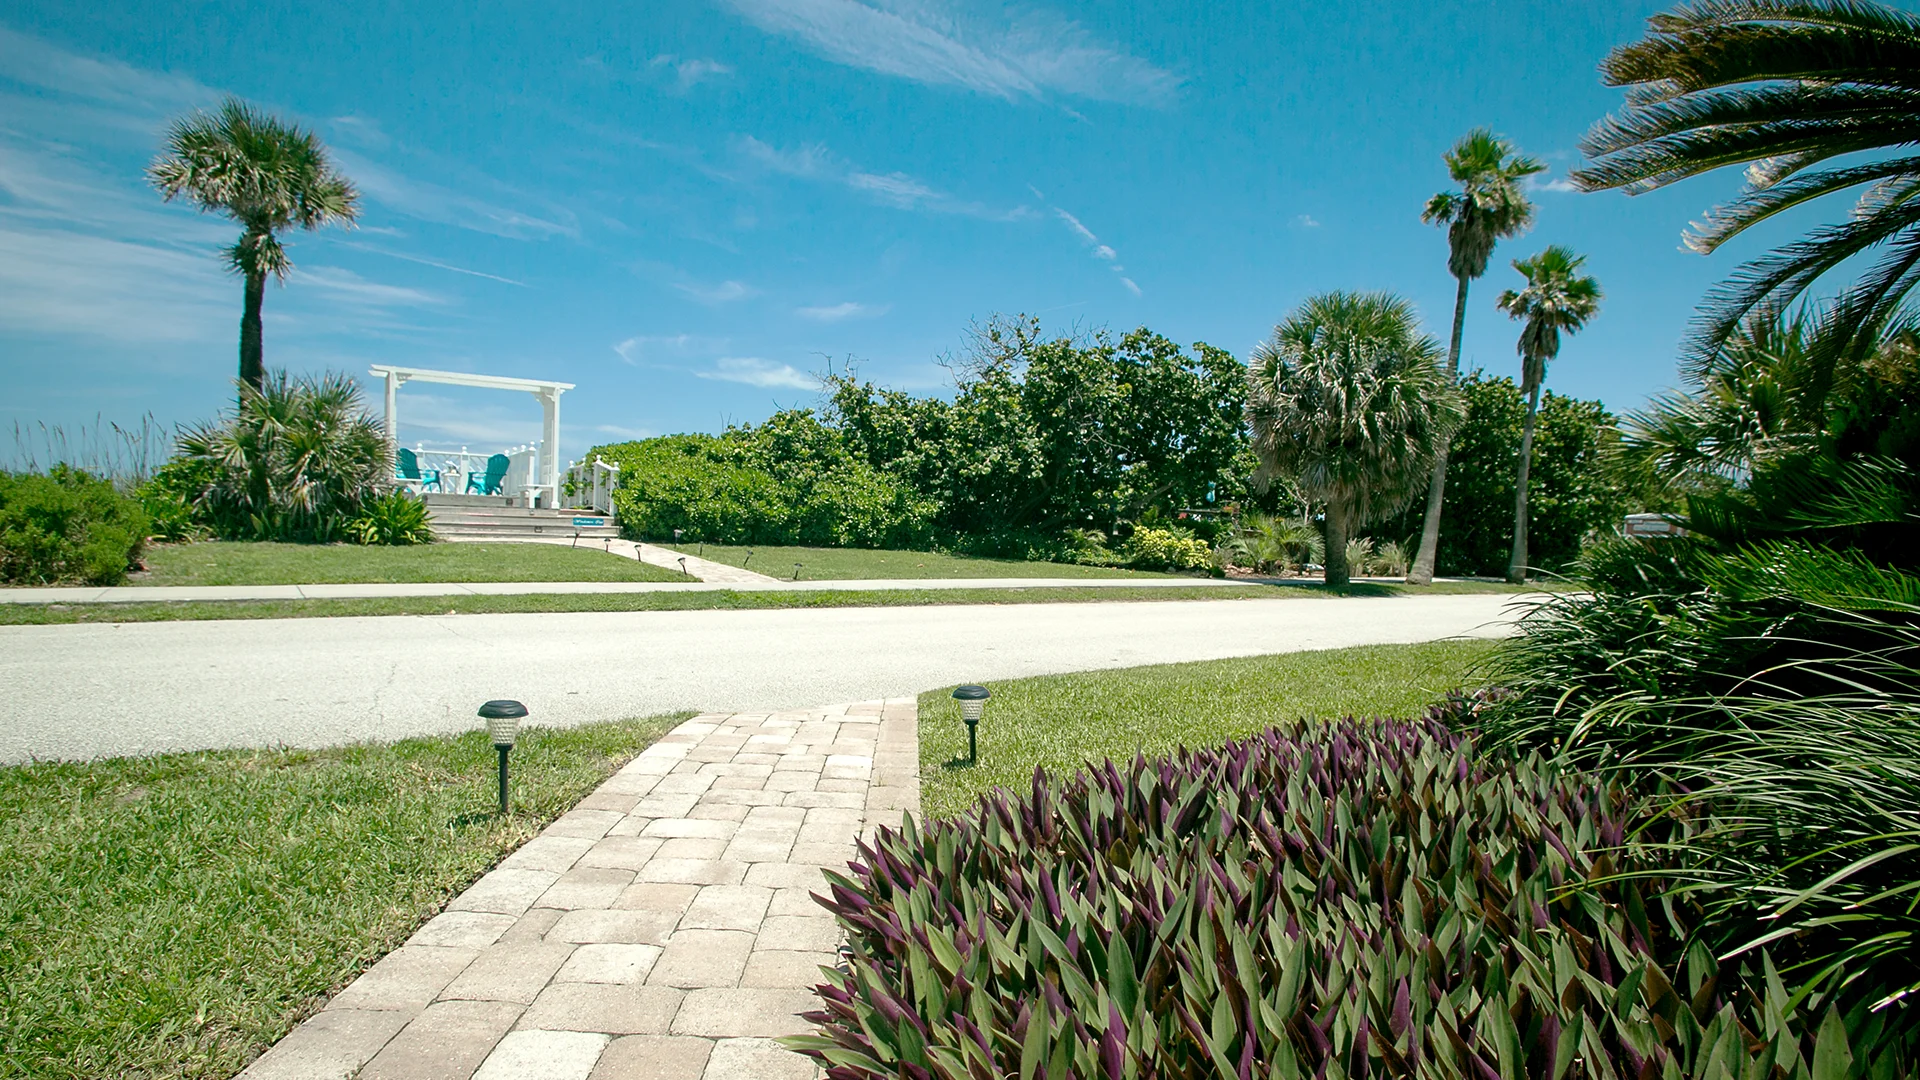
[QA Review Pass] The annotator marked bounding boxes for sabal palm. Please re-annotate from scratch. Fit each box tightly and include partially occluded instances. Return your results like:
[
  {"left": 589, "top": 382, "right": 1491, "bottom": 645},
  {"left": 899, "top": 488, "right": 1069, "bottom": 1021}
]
[
  {"left": 1247, "top": 292, "right": 1463, "bottom": 588},
  {"left": 176, "top": 370, "right": 392, "bottom": 542},
  {"left": 1497, "top": 247, "right": 1602, "bottom": 582},
  {"left": 148, "top": 98, "right": 359, "bottom": 391},
  {"left": 1573, "top": 0, "right": 1920, "bottom": 368},
  {"left": 1409, "top": 130, "right": 1543, "bottom": 585}
]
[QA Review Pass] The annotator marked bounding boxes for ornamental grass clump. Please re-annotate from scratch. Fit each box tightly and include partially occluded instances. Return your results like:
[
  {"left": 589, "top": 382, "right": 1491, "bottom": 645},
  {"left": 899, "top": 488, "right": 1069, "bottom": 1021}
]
[{"left": 791, "top": 717, "right": 1839, "bottom": 1079}]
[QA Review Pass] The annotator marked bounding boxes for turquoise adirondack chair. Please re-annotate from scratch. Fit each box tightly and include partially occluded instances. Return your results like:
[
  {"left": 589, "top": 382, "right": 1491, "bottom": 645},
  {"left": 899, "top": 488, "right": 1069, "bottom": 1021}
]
[
  {"left": 465, "top": 453, "right": 510, "bottom": 496},
  {"left": 395, "top": 447, "right": 441, "bottom": 492}
]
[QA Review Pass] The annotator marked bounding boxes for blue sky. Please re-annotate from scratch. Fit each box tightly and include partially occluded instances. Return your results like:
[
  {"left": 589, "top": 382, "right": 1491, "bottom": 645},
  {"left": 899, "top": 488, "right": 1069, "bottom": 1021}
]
[{"left": 1, "top": 1, "right": 1778, "bottom": 464}]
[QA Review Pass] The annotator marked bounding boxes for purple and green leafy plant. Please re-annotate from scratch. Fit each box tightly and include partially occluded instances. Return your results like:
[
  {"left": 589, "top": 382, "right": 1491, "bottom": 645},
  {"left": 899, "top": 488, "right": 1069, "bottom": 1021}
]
[{"left": 789, "top": 714, "right": 1860, "bottom": 1078}]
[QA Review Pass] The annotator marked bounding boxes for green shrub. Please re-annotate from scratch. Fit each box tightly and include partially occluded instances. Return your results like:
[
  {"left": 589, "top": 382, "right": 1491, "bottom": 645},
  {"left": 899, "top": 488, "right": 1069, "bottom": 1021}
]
[
  {"left": 793, "top": 716, "right": 1886, "bottom": 1077},
  {"left": 175, "top": 371, "right": 393, "bottom": 543},
  {"left": 347, "top": 490, "right": 432, "bottom": 546},
  {"left": 596, "top": 430, "right": 935, "bottom": 549},
  {"left": 0, "top": 467, "right": 150, "bottom": 585},
  {"left": 1116, "top": 524, "right": 1210, "bottom": 571},
  {"left": 1375, "top": 372, "right": 1629, "bottom": 576},
  {"left": 134, "top": 457, "right": 216, "bottom": 542}
]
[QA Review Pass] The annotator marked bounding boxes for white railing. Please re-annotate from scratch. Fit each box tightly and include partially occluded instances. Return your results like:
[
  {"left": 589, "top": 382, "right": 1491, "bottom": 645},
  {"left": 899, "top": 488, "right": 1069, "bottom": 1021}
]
[
  {"left": 410, "top": 443, "right": 548, "bottom": 501},
  {"left": 565, "top": 456, "right": 620, "bottom": 514}
]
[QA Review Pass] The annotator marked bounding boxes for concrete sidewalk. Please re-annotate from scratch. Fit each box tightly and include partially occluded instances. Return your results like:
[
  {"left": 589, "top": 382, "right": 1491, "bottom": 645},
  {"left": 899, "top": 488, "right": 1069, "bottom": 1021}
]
[
  {"left": 0, "top": 576, "right": 1268, "bottom": 604},
  {"left": 238, "top": 699, "right": 917, "bottom": 1080},
  {"left": 441, "top": 535, "right": 781, "bottom": 585}
]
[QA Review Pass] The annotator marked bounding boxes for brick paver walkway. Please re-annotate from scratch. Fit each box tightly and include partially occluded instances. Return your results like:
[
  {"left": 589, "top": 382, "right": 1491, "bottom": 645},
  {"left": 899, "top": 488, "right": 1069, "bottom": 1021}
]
[{"left": 236, "top": 699, "right": 919, "bottom": 1080}]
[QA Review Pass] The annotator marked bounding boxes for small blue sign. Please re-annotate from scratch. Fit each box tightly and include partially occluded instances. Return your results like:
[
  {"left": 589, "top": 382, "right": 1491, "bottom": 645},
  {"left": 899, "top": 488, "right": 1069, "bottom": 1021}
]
[{"left": 573, "top": 517, "right": 607, "bottom": 526}]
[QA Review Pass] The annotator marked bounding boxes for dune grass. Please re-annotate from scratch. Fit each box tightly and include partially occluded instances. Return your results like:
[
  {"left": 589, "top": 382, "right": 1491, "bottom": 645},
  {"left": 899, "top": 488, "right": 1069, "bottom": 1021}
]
[
  {"left": 667, "top": 544, "right": 1185, "bottom": 580},
  {"left": 128, "top": 541, "right": 683, "bottom": 586},
  {"left": 0, "top": 713, "right": 687, "bottom": 1080},
  {"left": 917, "top": 639, "right": 1497, "bottom": 820}
]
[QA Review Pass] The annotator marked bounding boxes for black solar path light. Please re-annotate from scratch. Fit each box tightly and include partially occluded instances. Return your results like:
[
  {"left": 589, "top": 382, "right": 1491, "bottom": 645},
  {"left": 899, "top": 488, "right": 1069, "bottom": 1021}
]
[
  {"left": 952, "top": 684, "right": 989, "bottom": 765},
  {"left": 480, "top": 699, "right": 527, "bottom": 814}
]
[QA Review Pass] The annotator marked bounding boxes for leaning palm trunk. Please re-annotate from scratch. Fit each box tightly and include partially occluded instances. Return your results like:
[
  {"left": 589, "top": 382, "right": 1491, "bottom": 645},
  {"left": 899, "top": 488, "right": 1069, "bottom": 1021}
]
[
  {"left": 1409, "top": 273, "right": 1472, "bottom": 583},
  {"left": 1508, "top": 380, "right": 1539, "bottom": 583}
]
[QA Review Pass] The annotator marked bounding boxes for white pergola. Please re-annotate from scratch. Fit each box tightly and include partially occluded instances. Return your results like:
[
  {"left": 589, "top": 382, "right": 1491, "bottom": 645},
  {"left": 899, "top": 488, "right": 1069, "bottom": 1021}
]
[{"left": 369, "top": 365, "right": 575, "bottom": 504}]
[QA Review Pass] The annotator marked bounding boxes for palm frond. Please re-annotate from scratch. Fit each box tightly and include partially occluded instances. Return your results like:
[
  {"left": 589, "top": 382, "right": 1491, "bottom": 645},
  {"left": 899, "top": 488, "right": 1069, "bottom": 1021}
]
[{"left": 1574, "top": 1, "right": 1920, "bottom": 360}]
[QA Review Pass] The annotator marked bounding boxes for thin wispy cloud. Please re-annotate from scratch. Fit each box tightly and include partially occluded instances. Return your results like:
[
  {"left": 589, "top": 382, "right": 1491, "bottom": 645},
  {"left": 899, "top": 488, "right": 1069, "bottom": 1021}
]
[
  {"left": 674, "top": 279, "right": 757, "bottom": 304},
  {"left": 1525, "top": 174, "right": 1580, "bottom": 195},
  {"left": 293, "top": 266, "right": 447, "bottom": 308},
  {"left": 651, "top": 54, "right": 735, "bottom": 92},
  {"left": 717, "top": 0, "right": 1179, "bottom": 105},
  {"left": 796, "top": 301, "right": 886, "bottom": 321},
  {"left": 0, "top": 24, "right": 211, "bottom": 121},
  {"left": 1048, "top": 206, "right": 1139, "bottom": 296},
  {"left": 595, "top": 423, "right": 657, "bottom": 439},
  {"left": 698, "top": 356, "right": 817, "bottom": 389},
  {"left": 0, "top": 223, "right": 229, "bottom": 345},
  {"left": 336, "top": 242, "right": 528, "bottom": 287},
  {"left": 1293, "top": 213, "right": 1321, "bottom": 229},
  {"left": 330, "top": 149, "right": 579, "bottom": 242},
  {"left": 611, "top": 333, "right": 723, "bottom": 365},
  {"left": 734, "top": 134, "right": 1027, "bottom": 219}
]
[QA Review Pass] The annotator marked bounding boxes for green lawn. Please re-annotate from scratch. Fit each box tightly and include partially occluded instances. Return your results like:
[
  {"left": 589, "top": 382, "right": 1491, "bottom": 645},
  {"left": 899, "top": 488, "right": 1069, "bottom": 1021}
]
[
  {"left": 0, "top": 579, "right": 1539, "bottom": 625},
  {"left": 917, "top": 639, "right": 1497, "bottom": 819},
  {"left": 0, "top": 713, "right": 687, "bottom": 1080},
  {"left": 129, "top": 541, "right": 684, "bottom": 586},
  {"left": 671, "top": 544, "right": 1185, "bottom": 580}
]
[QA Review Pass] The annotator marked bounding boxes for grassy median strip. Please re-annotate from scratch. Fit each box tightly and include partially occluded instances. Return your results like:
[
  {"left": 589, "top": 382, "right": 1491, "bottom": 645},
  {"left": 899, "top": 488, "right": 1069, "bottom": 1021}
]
[
  {"left": 665, "top": 543, "right": 1181, "bottom": 580},
  {"left": 0, "top": 580, "right": 1532, "bottom": 625},
  {"left": 917, "top": 639, "right": 1497, "bottom": 820},
  {"left": 0, "top": 714, "right": 687, "bottom": 1080},
  {"left": 133, "top": 540, "right": 685, "bottom": 585}
]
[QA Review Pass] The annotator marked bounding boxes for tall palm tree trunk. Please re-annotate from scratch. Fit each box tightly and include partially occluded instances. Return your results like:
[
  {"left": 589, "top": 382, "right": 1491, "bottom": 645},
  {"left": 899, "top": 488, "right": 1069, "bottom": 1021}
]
[
  {"left": 1507, "top": 380, "right": 1540, "bottom": 584},
  {"left": 239, "top": 269, "right": 267, "bottom": 393},
  {"left": 1408, "top": 273, "right": 1471, "bottom": 584},
  {"left": 1323, "top": 501, "right": 1352, "bottom": 590}
]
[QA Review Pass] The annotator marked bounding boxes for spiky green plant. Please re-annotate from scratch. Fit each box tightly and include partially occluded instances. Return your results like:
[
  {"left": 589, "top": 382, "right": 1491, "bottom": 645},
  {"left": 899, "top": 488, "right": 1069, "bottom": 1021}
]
[
  {"left": 175, "top": 371, "right": 393, "bottom": 543},
  {"left": 346, "top": 490, "right": 433, "bottom": 546},
  {"left": 1410, "top": 130, "right": 1543, "bottom": 585},
  {"left": 1497, "top": 247, "right": 1603, "bottom": 583},
  {"left": 1342, "top": 535, "right": 1376, "bottom": 575},
  {"left": 1226, "top": 512, "right": 1323, "bottom": 573},
  {"left": 1373, "top": 538, "right": 1411, "bottom": 576},
  {"left": 1247, "top": 293, "right": 1463, "bottom": 588},
  {"left": 1573, "top": 0, "right": 1920, "bottom": 367},
  {"left": 148, "top": 98, "right": 359, "bottom": 391}
]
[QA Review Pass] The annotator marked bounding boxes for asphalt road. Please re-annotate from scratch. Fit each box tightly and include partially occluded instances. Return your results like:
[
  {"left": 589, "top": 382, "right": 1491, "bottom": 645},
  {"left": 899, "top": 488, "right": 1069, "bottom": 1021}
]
[{"left": 0, "top": 593, "right": 1539, "bottom": 762}]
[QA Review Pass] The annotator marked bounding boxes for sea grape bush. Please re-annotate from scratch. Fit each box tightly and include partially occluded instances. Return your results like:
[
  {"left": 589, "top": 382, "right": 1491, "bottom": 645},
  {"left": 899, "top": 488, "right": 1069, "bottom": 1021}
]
[{"left": 791, "top": 718, "right": 1847, "bottom": 1079}]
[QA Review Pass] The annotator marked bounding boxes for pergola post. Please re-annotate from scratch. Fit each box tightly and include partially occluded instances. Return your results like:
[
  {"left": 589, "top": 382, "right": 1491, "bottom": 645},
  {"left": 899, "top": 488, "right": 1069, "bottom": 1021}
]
[
  {"left": 538, "top": 387, "right": 562, "bottom": 507},
  {"left": 383, "top": 369, "right": 400, "bottom": 449}
]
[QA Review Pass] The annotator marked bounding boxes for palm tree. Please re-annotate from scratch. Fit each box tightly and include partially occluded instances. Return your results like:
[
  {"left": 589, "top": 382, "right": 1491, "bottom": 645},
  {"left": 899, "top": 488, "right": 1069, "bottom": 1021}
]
[
  {"left": 1573, "top": 0, "right": 1920, "bottom": 369},
  {"left": 1247, "top": 292, "right": 1464, "bottom": 588},
  {"left": 148, "top": 98, "right": 359, "bottom": 392},
  {"left": 1496, "top": 247, "right": 1602, "bottom": 583},
  {"left": 1408, "top": 130, "right": 1544, "bottom": 585}
]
